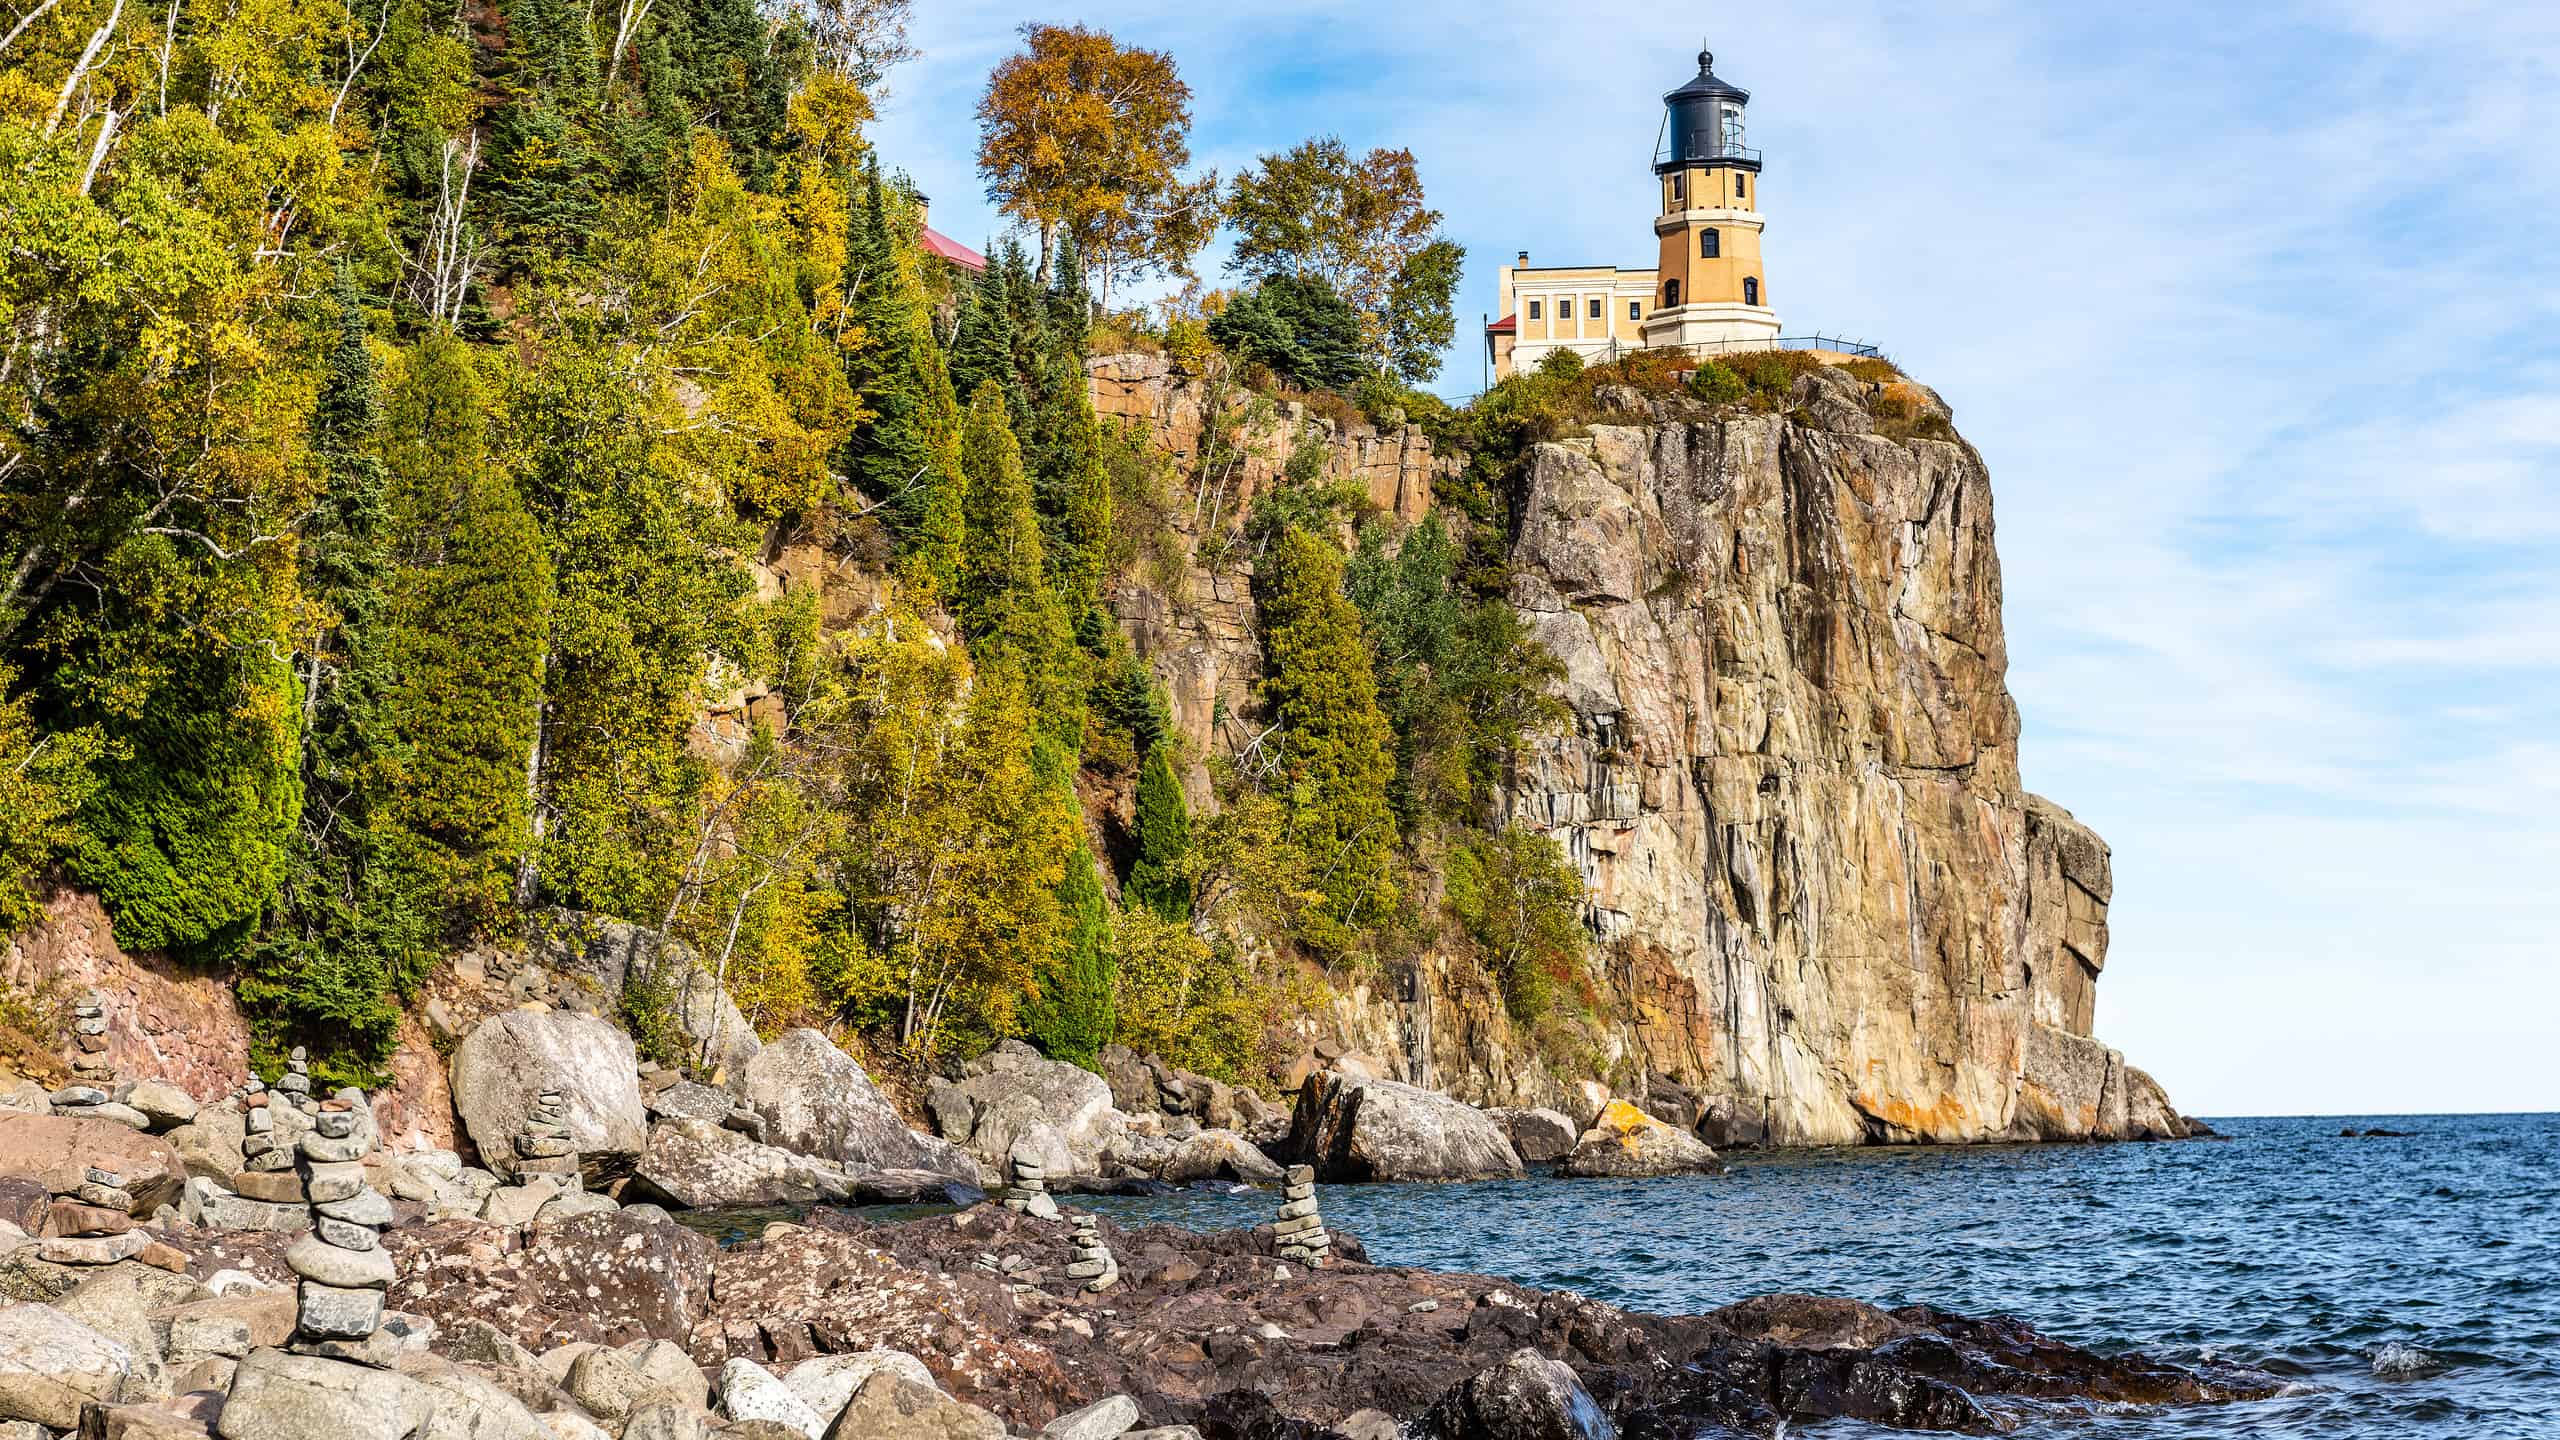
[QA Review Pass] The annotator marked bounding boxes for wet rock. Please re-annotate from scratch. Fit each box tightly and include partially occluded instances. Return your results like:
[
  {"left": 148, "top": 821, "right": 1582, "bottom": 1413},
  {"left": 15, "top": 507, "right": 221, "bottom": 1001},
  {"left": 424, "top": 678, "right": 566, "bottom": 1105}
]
[
  {"left": 1286, "top": 1072, "right": 1524, "bottom": 1182},
  {"left": 739, "top": 1031, "right": 974, "bottom": 1182},
  {"left": 1417, "top": 1348, "right": 1612, "bottom": 1440},
  {"left": 1558, "top": 1102, "right": 1722, "bottom": 1178},
  {"left": 449, "top": 1011, "right": 648, "bottom": 1184},
  {"left": 1487, "top": 1109, "right": 1579, "bottom": 1165}
]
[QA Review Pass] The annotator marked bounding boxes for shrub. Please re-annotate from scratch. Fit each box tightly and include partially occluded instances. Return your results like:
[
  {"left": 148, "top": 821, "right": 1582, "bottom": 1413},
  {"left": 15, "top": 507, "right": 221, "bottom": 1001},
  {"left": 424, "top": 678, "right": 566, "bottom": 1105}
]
[
  {"left": 1445, "top": 826, "right": 1591, "bottom": 1025},
  {"left": 1840, "top": 356, "right": 1903, "bottom": 385},
  {"left": 1686, "top": 360, "right": 1747, "bottom": 404},
  {"left": 1205, "top": 275, "right": 1367, "bottom": 393}
]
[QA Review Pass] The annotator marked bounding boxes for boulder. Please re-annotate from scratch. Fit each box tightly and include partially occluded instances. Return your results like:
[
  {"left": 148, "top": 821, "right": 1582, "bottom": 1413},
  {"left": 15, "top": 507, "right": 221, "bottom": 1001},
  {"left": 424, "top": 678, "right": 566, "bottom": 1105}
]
[
  {"left": 620, "top": 1338, "right": 710, "bottom": 1407},
  {"left": 1696, "top": 1095, "right": 1769, "bottom": 1150},
  {"left": 125, "top": 1082, "right": 200, "bottom": 1133},
  {"left": 0, "top": 1114, "right": 186, "bottom": 1213},
  {"left": 2123, "top": 1068, "right": 2190, "bottom": 1141},
  {"left": 0, "top": 1180, "right": 45, "bottom": 1236},
  {"left": 1487, "top": 1109, "right": 1578, "bottom": 1165},
  {"left": 1559, "top": 1101, "right": 1723, "bottom": 1178},
  {"left": 75, "top": 1392, "right": 225, "bottom": 1440},
  {"left": 0, "top": 1300, "right": 132, "bottom": 1428},
  {"left": 564, "top": 1346, "right": 667, "bottom": 1423},
  {"left": 1157, "top": 1130, "right": 1284, "bottom": 1185},
  {"left": 1041, "top": 1396, "right": 1140, "bottom": 1440},
  {"left": 525, "top": 910, "right": 762, "bottom": 1083},
  {"left": 2012, "top": 1025, "right": 2130, "bottom": 1142},
  {"left": 739, "top": 1032, "right": 974, "bottom": 1181},
  {"left": 943, "top": 1041, "right": 1124, "bottom": 1182},
  {"left": 386, "top": 1210, "right": 714, "bottom": 1354},
  {"left": 628, "top": 1118, "right": 851, "bottom": 1210},
  {"left": 1287, "top": 1073, "right": 1524, "bottom": 1182},
  {"left": 397, "top": 1352, "right": 556, "bottom": 1440},
  {"left": 717, "top": 1358, "right": 823, "bottom": 1439},
  {"left": 213, "top": 1349, "right": 433, "bottom": 1440},
  {"left": 1416, "top": 1348, "right": 1612, "bottom": 1440},
  {"left": 450, "top": 1011, "right": 648, "bottom": 1182},
  {"left": 823, "top": 1373, "right": 1003, "bottom": 1440},
  {"left": 641, "top": 1082, "right": 736, "bottom": 1128},
  {"left": 533, "top": 1190, "right": 618, "bottom": 1225},
  {"left": 166, "top": 1107, "right": 248, "bottom": 1182},
  {"left": 782, "top": 1351, "right": 934, "bottom": 1430}
]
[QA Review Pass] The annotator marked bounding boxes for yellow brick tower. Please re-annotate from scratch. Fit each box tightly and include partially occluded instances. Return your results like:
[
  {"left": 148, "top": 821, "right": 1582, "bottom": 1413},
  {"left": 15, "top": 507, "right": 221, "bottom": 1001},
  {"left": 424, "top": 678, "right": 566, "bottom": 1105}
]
[{"left": 1641, "top": 46, "right": 1781, "bottom": 351}]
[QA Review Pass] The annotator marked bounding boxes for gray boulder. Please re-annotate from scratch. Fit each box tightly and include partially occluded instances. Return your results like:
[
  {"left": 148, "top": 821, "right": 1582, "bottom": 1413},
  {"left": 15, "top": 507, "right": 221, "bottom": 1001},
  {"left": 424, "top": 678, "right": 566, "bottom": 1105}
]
[
  {"left": 628, "top": 1118, "right": 851, "bottom": 1210},
  {"left": 1558, "top": 1101, "right": 1722, "bottom": 1179},
  {"left": 214, "top": 1348, "right": 435, "bottom": 1440},
  {"left": 1287, "top": 1072, "right": 1525, "bottom": 1183},
  {"left": 943, "top": 1042, "right": 1125, "bottom": 1182},
  {"left": 783, "top": 1351, "right": 934, "bottom": 1430},
  {"left": 1157, "top": 1130, "right": 1284, "bottom": 1185},
  {"left": 739, "top": 1031, "right": 974, "bottom": 1182},
  {"left": 0, "top": 1300, "right": 133, "bottom": 1428},
  {"left": 824, "top": 1372, "right": 1004, "bottom": 1440},
  {"left": 526, "top": 910, "right": 762, "bottom": 1082},
  {"left": 718, "top": 1357, "right": 823, "bottom": 1438},
  {"left": 126, "top": 1081, "right": 200, "bottom": 1132},
  {"left": 450, "top": 1009, "right": 648, "bottom": 1182},
  {"left": 166, "top": 1104, "right": 248, "bottom": 1182},
  {"left": 1042, "top": 1395, "right": 1141, "bottom": 1440},
  {"left": 1488, "top": 1108, "right": 1579, "bottom": 1165},
  {"left": 1417, "top": 1347, "right": 1613, "bottom": 1440}
]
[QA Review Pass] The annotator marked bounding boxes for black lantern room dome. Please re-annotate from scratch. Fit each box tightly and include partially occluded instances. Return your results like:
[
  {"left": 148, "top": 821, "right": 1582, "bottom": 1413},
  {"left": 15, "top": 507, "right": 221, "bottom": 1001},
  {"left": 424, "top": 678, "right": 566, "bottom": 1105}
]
[{"left": 1656, "top": 47, "right": 1760, "bottom": 175}]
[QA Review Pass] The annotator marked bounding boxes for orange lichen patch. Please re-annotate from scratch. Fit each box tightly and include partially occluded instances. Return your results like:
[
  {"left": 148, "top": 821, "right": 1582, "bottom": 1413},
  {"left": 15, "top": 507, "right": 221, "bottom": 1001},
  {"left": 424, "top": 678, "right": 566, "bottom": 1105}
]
[
  {"left": 1589, "top": 1101, "right": 1661, "bottom": 1152},
  {"left": 1851, "top": 1089, "right": 1970, "bottom": 1140}
]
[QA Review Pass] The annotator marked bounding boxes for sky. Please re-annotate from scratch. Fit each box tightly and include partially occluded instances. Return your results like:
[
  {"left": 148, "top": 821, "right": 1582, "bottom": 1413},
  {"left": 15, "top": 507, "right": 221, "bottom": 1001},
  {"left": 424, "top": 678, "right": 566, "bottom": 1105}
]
[{"left": 870, "top": 2, "right": 2560, "bottom": 1118}]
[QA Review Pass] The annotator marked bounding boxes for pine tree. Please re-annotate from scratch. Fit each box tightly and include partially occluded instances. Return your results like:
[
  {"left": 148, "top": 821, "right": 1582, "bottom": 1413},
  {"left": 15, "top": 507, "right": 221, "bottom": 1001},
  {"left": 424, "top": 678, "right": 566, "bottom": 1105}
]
[
  {"left": 241, "top": 272, "right": 418, "bottom": 1078},
  {"left": 1026, "top": 844, "right": 1115, "bottom": 1065},
  {"left": 945, "top": 256, "right": 1016, "bottom": 408},
  {"left": 957, "top": 383, "right": 1081, "bottom": 756},
  {"left": 377, "top": 334, "right": 555, "bottom": 935},
  {"left": 1023, "top": 229, "right": 1111, "bottom": 621},
  {"left": 1257, "top": 526, "right": 1401, "bottom": 946},
  {"left": 842, "top": 158, "right": 965, "bottom": 592},
  {"left": 1128, "top": 743, "right": 1192, "bottom": 920}
]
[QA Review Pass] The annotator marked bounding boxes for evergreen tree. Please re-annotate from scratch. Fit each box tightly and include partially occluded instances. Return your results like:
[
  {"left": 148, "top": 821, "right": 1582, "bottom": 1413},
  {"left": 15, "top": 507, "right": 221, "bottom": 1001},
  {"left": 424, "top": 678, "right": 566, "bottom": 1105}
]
[
  {"left": 1206, "top": 274, "right": 1367, "bottom": 392},
  {"left": 241, "top": 273, "right": 419, "bottom": 1078},
  {"left": 377, "top": 334, "right": 555, "bottom": 934},
  {"left": 842, "top": 158, "right": 965, "bottom": 591},
  {"left": 1127, "top": 743, "right": 1191, "bottom": 920},
  {"left": 1026, "top": 844, "right": 1115, "bottom": 1065},
  {"left": 957, "top": 383, "right": 1081, "bottom": 756},
  {"left": 1023, "top": 229, "right": 1111, "bottom": 621},
  {"left": 944, "top": 257, "right": 1016, "bottom": 407},
  {"left": 1257, "top": 526, "right": 1401, "bottom": 946}
]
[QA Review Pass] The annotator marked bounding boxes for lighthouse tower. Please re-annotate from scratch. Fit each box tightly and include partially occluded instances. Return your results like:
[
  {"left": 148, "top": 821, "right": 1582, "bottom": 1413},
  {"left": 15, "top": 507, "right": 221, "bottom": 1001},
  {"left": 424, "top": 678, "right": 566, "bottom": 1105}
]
[{"left": 1640, "top": 46, "right": 1781, "bottom": 350}]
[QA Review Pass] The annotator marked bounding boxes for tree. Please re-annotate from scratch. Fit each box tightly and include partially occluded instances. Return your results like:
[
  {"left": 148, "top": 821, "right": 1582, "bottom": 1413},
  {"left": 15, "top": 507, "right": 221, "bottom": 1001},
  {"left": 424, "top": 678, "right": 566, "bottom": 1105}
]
[
  {"left": 1256, "top": 527, "right": 1401, "bottom": 948},
  {"left": 957, "top": 383, "right": 1082, "bottom": 758},
  {"left": 1445, "top": 826, "right": 1590, "bottom": 1025},
  {"left": 975, "top": 23, "right": 1219, "bottom": 303},
  {"left": 793, "top": 0, "right": 915, "bottom": 90},
  {"left": 1226, "top": 139, "right": 1465, "bottom": 381},
  {"left": 1127, "top": 743, "right": 1191, "bottom": 920},
  {"left": 376, "top": 333, "right": 554, "bottom": 934},
  {"left": 842, "top": 158, "right": 966, "bottom": 590},
  {"left": 1025, "top": 845, "right": 1114, "bottom": 1065},
  {"left": 1205, "top": 274, "right": 1367, "bottom": 393}
]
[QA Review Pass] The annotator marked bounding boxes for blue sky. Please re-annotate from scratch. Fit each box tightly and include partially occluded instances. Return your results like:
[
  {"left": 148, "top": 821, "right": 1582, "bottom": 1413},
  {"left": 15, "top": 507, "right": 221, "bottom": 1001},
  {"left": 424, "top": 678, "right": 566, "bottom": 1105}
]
[{"left": 872, "top": 2, "right": 2560, "bottom": 1118}]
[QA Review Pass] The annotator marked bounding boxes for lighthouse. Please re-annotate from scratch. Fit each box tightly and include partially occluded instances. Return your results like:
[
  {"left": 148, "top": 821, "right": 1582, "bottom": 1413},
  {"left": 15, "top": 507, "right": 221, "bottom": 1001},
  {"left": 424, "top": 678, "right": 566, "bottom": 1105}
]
[{"left": 1642, "top": 46, "right": 1782, "bottom": 350}]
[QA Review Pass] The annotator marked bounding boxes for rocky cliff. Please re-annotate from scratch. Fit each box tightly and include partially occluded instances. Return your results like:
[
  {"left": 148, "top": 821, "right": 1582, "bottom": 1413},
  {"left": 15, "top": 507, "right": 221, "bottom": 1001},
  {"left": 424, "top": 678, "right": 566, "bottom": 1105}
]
[{"left": 1093, "top": 356, "right": 2187, "bottom": 1145}]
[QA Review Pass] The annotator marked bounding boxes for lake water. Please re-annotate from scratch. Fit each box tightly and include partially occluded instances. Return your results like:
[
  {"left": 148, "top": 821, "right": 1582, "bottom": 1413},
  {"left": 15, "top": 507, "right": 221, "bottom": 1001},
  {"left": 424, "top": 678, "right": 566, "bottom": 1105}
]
[{"left": 1077, "top": 1112, "right": 2560, "bottom": 1438}]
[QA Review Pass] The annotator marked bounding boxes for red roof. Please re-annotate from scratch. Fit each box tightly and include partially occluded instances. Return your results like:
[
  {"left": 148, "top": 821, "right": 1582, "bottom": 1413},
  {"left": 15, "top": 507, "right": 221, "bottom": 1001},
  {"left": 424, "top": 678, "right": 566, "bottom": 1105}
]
[
  {"left": 920, "top": 226, "right": 986, "bottom": 272},
  {"left": 1486, "top": 313, "right": 1517, "bottom": 334}
]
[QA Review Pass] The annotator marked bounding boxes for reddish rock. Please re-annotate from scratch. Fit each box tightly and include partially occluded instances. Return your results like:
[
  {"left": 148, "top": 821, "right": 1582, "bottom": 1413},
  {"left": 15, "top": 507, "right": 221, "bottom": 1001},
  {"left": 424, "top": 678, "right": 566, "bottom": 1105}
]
[
  {"left": 387, "top": 1210, "right": 712, "bottom": 1353},
  {"left": 0, "top": 1113, "right": 185, "bottom": 1213}
]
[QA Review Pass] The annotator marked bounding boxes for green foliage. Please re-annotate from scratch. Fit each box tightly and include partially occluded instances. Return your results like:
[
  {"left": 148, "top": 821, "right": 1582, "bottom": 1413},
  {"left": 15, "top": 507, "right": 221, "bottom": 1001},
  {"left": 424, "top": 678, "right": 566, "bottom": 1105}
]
[
  {"left": 843, "top": 159, "right": 967, "bottom": 591},
  {"left": 1108, "top": 905, "right": 1261, "bottom": 1082},
  {"left": 0, "top": 665, "right": 99, "bottom": 935},
  {"left": 1128, "top": 744, "right": 1192, "bottom": 920},
  {"left": 1383, "top": 238, "right": 1466, "bottom": 385},
  {"left": 1687, "top": 360, "right": 1747, "bottom": 404},
  {"left": 1205, "top": 274, "right": 1366, "bottom": 393},
  {"left": 957, "top": 384, "right": 1084, "bottom": 760},
  {"left": 1026, "top": 846, "right": 1115, "bottom": 1065},
  {"left": 1255, "top": 527, "right": 1401, "bottom": 950},
  {"left": 1445, "top": 826, "right": 1591, "bottom": 1025}
]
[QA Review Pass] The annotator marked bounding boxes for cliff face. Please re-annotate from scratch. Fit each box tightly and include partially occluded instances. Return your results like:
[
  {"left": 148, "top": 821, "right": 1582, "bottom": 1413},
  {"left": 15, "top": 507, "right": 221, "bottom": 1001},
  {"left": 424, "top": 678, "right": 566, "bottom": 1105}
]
[{"left": 1095, "top": 357, "right": 2185, "bottom": 1145}]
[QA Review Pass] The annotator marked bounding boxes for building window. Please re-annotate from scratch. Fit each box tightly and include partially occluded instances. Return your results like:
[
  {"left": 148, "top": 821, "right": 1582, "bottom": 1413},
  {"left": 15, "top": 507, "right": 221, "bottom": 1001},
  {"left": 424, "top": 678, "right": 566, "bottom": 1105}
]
[
  {"left": 1527, "top": 299, "right": 1541, "bottom": 320},
  {"left": 1736, "top": 173, "right": 1748, "bottom": 202},
  {"left": 1669, "top": 174, "right": 1684, "bottom": 203},
  {"left": 1588, "top": 298, "right": 1602, "bottom": 320},
  {"left": 1702, "top": 228, "right": 1721, "bottom": 259},
  {"left": 1629, "top": 300, "right": 1641, "bottom": 320},
  {"left": 1744, "top": 277, "right": 1760, "bottom": 305},
  {"left": 1663, "top": 279, "right": 1680, "bottom": 308}
]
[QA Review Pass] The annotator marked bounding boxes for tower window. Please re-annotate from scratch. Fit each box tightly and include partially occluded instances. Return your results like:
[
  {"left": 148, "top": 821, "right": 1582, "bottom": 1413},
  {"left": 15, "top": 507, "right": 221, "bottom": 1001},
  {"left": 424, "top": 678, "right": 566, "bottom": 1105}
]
[
  {"left": 1588, "top": 298, "right": 1602, "bottom": 320},
  {"left": 1744, "top": 277, "right": 1760, "bottom": 305},
  {"left": 1702, "top": 228, "right": 1721, "bottom": 259},
  {"left": 1736, "top": 173, "right": 1748, "bottom": 202},
  {"left": 1664, "top": 279, "right": 1680, "bottom": 308},
  {"left": 1527, "top": 299, "right": 1541, "bottom": 320},
  {"left": 1670, "top": 174, "right": 1684, "bottom": 203}
]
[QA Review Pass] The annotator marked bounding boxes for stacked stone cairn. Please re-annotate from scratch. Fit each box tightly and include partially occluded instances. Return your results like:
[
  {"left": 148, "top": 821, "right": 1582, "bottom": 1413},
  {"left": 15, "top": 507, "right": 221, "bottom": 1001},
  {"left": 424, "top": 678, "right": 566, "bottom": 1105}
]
[
  {"left": 513, "top": 1088, "right": 582, "bottom": 1191},
  {"left": 1001, "top": 1143, "right": 1061, "bottom": 1221},
  {"left": 37, "top": 1165, "right": 151, "bottom": 1266},
  {"left": 285, "top": 1092, "right": 397, "bottom": 1359},
  {"left": 232, "top": 1074, "right": 305, "bottom": 1205},
  {"left": 275, "top": 1045, "right": 317, "bottom": 1113},
  {"left": 48, "top": 990, "right": 119, "bottom": 1119},
  {"left": 1066, "top": 1212, "right": 1118, "bottom": 1293},
  {"left": 1274, "top": 1164, "right": 1329, "bottom": 1267}
]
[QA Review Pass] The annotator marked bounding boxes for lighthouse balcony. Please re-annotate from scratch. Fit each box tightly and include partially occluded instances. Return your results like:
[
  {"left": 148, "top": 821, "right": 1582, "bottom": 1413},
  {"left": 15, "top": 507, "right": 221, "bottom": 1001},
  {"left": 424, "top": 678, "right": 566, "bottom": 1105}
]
[{"left": 1640, "top": 301, "right": 1781, "bottom": 351}]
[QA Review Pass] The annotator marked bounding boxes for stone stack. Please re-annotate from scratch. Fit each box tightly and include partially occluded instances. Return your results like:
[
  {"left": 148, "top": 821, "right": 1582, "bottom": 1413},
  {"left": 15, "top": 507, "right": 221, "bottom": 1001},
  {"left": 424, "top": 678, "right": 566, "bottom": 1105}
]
[
  {"left": 1001, "top": 1143, "right": 1060, "bottom": 1221},
  {"left": 35, "top": 1166, "right": 151, "bottom": 1266},
  {"left": 275, "top": 1046, "right": 316, "bottom": 1113},
  {"left": 285, "top": 1095, "right": 396, "bottom": 1359},
  {"left": 513, "top": 1088, "right": 582, "bottom": 1191},
  {"left": 1066, "top": 1212, "right": 1118, "bottom": 1293},
  {"left": 232, "top": 1075, "right": 305, "bottom": 1205},
  {"left": 1274, "top": 1164, "right": 1329, "bottom": 1267},
  {"left": 48, "top": 990, "right": 120, "bottom": 1121}
]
